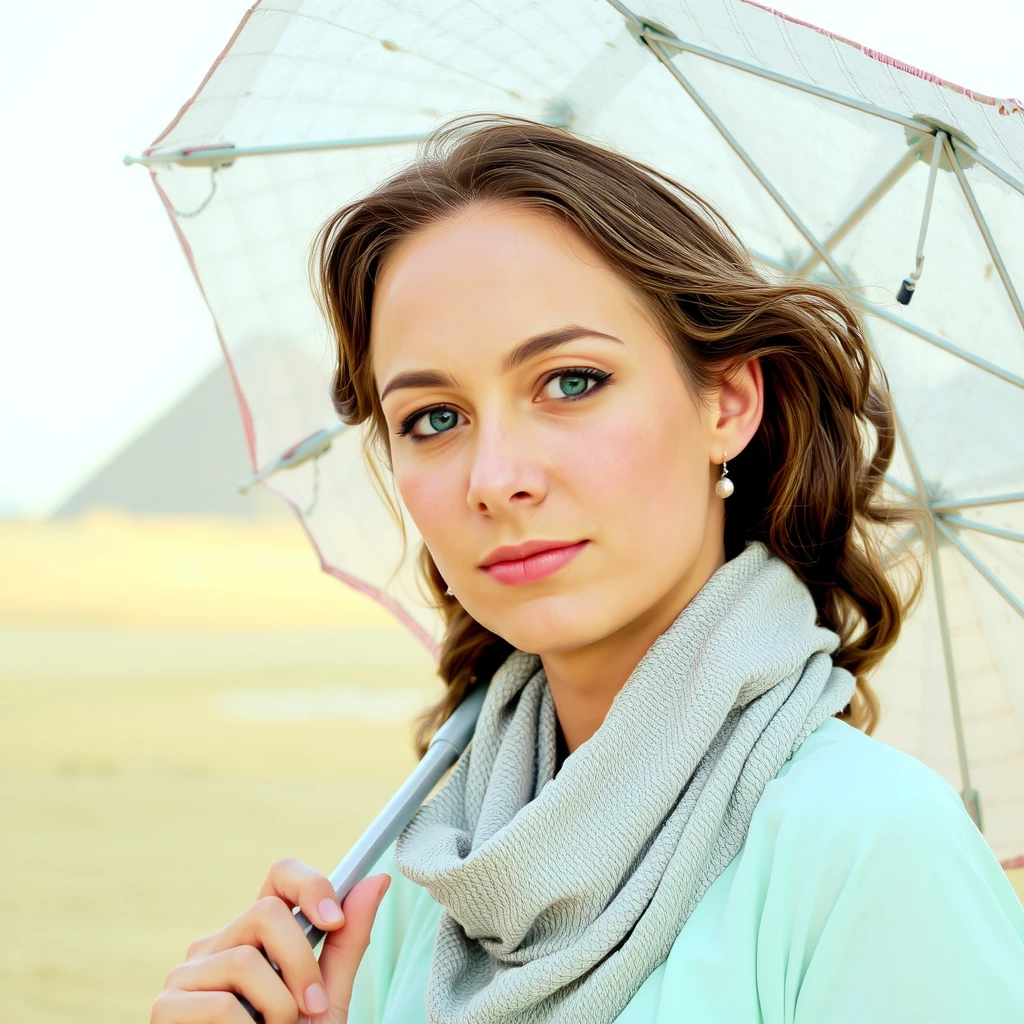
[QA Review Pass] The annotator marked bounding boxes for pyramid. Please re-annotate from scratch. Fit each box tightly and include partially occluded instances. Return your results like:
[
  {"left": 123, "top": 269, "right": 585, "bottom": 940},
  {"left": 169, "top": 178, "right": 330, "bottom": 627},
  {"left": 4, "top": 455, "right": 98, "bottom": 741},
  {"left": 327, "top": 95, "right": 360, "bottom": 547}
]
[{"left": 53, "top": 360, "right": 290, "bottom": 520}]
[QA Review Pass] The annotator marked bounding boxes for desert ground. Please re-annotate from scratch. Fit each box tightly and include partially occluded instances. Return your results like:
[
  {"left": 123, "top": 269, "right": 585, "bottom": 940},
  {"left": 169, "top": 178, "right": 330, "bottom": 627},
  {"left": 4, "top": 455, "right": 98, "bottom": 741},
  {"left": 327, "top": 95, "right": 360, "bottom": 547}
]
[
  {"left": 1, "top": 511, "right": 1021, "bottom": 1023},
  {"left": 0, "top": 511, "right": 443, "bottom": 1023}
]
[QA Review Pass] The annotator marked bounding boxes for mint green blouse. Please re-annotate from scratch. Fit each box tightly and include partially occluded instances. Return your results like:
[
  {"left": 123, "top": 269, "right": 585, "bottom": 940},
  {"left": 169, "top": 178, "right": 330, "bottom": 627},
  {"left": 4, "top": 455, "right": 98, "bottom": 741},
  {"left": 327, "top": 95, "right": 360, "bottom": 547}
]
[{"left": 348, "top": 717, "right": 1024, "bottom": 1023}]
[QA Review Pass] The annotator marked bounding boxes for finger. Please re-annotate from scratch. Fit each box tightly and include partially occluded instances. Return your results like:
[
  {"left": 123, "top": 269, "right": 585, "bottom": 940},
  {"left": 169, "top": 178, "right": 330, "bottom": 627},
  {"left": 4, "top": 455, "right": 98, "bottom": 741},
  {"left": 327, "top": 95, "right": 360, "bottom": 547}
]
[
  {"left": 163, "top": 944, "right": 297, "bottom": 1024},
  {"left": 318, "top": 873, "right": 391, "bottom": 1013},
  {"left": 257, "top": 857, "right": 346, "bottom": 932},
  {"left": 197, "top": 896, "right": 328, "bottom": 1018},
  {"left": 151, "top": 987, "right": 254, "bottom": 1024}
]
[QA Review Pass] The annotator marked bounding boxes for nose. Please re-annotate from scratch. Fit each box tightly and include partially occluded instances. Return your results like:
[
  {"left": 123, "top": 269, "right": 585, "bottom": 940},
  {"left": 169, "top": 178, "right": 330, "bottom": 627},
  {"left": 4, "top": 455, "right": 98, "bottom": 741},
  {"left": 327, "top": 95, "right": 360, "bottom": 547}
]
[{"left": 465, "top": 413, "right": 547, "bottom": 515}]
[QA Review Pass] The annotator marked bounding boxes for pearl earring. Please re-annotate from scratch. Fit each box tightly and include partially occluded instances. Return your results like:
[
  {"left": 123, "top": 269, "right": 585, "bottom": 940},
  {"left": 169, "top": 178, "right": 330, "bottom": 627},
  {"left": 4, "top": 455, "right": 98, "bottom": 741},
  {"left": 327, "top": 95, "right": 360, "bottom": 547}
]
[
  {"left": 445, "top": 585, "right": 454, "bottom": 597},
  {"left": 715, "top": 451, "right": 734, "bottom": 498}
]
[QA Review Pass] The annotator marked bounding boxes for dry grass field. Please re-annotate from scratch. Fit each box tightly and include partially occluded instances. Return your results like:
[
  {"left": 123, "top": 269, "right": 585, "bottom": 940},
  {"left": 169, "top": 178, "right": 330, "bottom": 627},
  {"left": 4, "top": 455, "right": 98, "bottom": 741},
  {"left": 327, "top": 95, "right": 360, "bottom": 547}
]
[{"left": 1, "top": 510, "right": 1021, "bottom": 1023}]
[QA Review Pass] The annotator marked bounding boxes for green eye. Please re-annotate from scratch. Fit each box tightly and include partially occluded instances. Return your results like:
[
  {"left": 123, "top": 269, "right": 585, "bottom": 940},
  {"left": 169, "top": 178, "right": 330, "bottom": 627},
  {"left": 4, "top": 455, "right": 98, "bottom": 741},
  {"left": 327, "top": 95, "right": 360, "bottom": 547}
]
[
  {"left": 427, "top": 409, "right": 457, "bottom": 432},
  {"left": 540, "top": 367, "right": 612, "bottom": 401},
  {"left": 398, "top": 406, "right": 461, "bottom": 439}
]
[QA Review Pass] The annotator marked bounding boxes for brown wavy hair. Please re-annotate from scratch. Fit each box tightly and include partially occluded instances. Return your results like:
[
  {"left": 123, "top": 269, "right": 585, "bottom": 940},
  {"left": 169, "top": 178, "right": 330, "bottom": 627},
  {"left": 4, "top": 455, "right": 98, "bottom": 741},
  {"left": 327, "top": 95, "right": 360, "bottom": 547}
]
[{"left": 309, "top": 113, "right": 928, "bottom": 759}]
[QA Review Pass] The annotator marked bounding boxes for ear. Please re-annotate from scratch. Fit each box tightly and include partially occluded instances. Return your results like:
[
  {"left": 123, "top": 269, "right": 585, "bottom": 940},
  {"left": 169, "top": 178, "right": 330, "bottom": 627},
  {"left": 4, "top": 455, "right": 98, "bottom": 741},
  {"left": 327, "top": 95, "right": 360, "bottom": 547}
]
[{"left": 707, "top": 357, "right": 763, "bottom": 463}]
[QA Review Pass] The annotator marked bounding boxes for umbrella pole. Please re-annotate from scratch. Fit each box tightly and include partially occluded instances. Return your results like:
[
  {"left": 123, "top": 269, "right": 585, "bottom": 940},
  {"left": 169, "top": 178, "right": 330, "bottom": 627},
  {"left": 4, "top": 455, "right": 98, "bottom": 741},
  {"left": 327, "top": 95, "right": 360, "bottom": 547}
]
[{"left": 235, "top": 681, "right": 490, "bottom": 1023}]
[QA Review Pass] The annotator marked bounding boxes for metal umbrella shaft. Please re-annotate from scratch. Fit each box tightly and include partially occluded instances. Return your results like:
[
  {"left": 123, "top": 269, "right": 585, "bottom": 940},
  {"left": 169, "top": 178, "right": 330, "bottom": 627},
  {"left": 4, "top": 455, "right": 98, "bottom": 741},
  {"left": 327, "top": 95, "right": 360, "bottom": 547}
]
[{"left": 239, "top": 680, "right": 490, "bottom": 1023}]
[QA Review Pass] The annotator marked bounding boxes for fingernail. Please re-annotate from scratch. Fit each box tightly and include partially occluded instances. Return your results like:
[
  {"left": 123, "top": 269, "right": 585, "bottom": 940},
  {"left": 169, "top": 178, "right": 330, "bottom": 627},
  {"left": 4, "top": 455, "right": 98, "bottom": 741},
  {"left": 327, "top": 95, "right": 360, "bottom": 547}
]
[
  {"left": 318, "top": 897, "right": 343, "bottom": 924},
  {"left": 305, "top": 982, "right": 329, "bottom": 1014},
  {"left": 376, "top": 875, "right": 391, "bottom": 905}
]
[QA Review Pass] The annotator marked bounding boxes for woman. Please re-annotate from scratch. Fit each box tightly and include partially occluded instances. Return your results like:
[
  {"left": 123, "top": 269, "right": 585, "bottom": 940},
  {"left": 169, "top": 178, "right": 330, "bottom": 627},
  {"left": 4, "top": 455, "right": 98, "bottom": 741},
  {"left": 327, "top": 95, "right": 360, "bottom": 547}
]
[{"left": 151, "top": 115, "right": 1024, "bottom": 1024}]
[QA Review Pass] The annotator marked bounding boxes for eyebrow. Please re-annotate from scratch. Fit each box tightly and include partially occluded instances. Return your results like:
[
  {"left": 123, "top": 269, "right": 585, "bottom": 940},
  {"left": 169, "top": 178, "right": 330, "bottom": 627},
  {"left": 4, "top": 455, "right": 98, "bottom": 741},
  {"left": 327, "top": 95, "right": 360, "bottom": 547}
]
[{"left": 378, "top": 325, "right": 623, "bottom": 404}]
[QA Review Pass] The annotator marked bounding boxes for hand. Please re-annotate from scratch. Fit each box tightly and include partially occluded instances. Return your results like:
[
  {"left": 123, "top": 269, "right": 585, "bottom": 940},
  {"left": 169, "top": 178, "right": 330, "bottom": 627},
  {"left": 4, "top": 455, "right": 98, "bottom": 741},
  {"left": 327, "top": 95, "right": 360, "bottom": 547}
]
[{"left": 151, "top": 857, "right": 391, "bottom": 1023}]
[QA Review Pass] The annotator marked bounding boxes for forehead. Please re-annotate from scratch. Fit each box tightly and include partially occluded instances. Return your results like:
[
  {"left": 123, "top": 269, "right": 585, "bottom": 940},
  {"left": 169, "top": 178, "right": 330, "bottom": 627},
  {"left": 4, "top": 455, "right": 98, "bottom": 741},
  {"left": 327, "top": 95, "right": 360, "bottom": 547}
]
[{"left": 369, "top": 205, "right": 642, "bottom": 375}]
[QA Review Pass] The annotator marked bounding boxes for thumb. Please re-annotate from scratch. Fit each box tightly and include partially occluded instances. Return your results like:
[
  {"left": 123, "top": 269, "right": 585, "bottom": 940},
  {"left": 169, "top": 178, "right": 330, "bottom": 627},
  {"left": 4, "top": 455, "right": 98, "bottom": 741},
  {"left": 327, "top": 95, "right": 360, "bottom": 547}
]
[{"left": 314, "top": 872, "right": 391, "bottom": 1021}]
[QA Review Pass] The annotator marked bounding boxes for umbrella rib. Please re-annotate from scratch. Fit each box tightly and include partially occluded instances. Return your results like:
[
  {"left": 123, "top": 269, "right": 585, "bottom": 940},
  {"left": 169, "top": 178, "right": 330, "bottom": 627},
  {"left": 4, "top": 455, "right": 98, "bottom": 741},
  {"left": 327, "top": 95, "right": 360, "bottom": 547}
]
[
  {"left": 792, "top": 144, "right": 924, "bottom": 278},
  {"left": 931, "top": 492, "right": 1024, "bottom": 512},
  {"left": 883, "top": 472, "right": 920, "bottom": 500},
  {"left": 762, "top": 207, "right": 1014, "bottom": 830},
  {"left": 616, "top": 0, "right": 1024, "bottom": 417},
  {"left": 942, "top": 134, "right": 1024, "bottom": 340},
  {"left": 623, "top": 19, "right": 848, "bottom": 285},
  {"left": 931, "top": 521, "right": 1021, "bottom": 833},
  {"left": 129, "top": 134, "right": 428, "bottom": 167},
  {"left": 626, "top": 11, "right": 1005, "bottom": 823},
  {"left": 925, "top": 521, "right": 983, "bottom": 828},
  {"left": 895, "top": 131, "right": 946, "bottom": 302},
  {"left": 934, "top": 517, "right": 1024, "bottom": 620},
  {"left": 850, "top": 299, "right": 1024, "bottom": 392},
  {"left": 126, "top": 106, "right": 577, "bottom": 167},
  {"left": 607, "top": 1, "right": 933, "bottom": 133},
  {"left": 128, "top": 133, "right": 430, "bottom": 167},
  {"left": 858, "top": 318, "right": 982, "bottom": 829},
  {"left": 751, "top": 253, "right": 1024, "bottom": 393},
  {"left": 237, "top": 423, "right": 347, "bottom": 493},
  {"left": 882, "top": 524, "right": 924, "bottom": 568},
  {"left": 882, "top": 367, "right": 931, "bottom": 505},
  {"left": 951, "top": 137, "right": 1024, "bottom": 201},
  {"left": 940, "top": 514, "right": 1024, "bottom": 545}
]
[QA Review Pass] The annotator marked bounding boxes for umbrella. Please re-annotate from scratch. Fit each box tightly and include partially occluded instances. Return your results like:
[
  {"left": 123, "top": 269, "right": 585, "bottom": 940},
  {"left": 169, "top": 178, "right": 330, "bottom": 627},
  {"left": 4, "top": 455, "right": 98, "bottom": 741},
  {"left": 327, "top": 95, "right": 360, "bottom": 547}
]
[{"left": 125, "top": 0, "right": 1024, "bottom": 867}]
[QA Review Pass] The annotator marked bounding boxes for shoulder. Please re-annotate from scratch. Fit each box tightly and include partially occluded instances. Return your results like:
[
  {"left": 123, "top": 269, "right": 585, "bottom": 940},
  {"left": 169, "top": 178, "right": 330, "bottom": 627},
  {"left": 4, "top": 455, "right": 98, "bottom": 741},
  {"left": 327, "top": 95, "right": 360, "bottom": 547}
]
[
  {"left": 744, "top": 724, "right": 1024, "bottom": 1022},
  {"left": 737, "top": 715, "right": 1015, "bottom": 908},
  {"left": 741, "top": 715, "right": 1024, "bottom": 941},
  {"left": 752, "top": 716, "right": 972, "bottom": 853}
]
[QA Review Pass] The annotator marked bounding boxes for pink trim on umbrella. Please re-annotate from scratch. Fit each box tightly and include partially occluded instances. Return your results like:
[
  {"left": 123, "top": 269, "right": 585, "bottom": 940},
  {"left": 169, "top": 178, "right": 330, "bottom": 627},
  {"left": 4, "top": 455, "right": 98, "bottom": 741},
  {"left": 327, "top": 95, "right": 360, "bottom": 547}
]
[
  {"left": 269, "top": 478, "right": 443, "bottom": 659},
  {"left": 143, "top": 0, "right": 1023, "bottom": 166},
  {"left": 151, "top": 170, "right": 442, "bottom": 661},
  {"left": 140, "top": 6, "right": 1024, "bottom": 822},
  {"left": 149, "top": 172, "right": 258, "bottom": 466},
  {"left": 743, "top": 0, "right": 1023, "bottom": 113},
  {"left": 145, "top": 2, "right": 263, "bottom": 156}
]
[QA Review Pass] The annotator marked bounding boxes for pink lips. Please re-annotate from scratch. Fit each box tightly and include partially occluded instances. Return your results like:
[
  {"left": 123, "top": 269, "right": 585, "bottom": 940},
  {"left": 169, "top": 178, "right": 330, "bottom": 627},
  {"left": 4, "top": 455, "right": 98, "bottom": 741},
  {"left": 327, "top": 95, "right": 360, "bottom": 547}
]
[{"left": 481, "top": 541, "right": 589, "bottom": 586}]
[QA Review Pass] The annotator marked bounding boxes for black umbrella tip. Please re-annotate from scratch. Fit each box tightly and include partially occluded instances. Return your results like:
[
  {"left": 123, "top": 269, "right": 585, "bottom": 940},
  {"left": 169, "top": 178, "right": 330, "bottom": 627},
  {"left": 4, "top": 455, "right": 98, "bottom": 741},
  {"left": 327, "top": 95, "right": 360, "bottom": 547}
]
[{"left": 896, "top": 279, "right": 916, "bottom": 305}]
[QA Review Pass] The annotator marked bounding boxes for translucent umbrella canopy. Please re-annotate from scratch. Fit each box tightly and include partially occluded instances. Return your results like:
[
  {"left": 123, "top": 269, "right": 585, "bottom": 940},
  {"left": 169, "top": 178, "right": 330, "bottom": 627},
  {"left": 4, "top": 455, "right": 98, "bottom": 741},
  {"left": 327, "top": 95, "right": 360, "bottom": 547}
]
[{"left": 127, "top": 0, "right": 1024, "bottom": 864}]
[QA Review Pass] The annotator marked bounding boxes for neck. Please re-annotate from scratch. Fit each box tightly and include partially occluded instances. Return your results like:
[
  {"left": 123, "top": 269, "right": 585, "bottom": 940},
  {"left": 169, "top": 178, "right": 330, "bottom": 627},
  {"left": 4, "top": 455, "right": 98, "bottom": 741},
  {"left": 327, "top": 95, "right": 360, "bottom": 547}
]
[{"left": 541, "top": 537, "right": 726, "bottom": 760}]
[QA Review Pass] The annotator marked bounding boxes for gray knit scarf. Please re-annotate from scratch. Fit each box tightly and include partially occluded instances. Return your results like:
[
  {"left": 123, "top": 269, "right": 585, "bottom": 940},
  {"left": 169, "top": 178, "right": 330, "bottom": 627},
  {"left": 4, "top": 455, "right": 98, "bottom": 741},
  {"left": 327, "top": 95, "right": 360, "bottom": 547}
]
[{"left": 393, "top": 539, "right": 857, "bottom": 1024}]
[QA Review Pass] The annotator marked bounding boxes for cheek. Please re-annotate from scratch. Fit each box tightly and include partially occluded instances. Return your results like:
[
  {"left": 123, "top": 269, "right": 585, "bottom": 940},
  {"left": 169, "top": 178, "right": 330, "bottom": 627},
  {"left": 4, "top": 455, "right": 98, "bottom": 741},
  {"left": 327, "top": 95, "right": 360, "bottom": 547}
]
[
  {"left": 560, "top": 400, "right": 705, "bottom": 528},
  {"left": 394, "top": 462, "right": 459, "bottom": 543}
]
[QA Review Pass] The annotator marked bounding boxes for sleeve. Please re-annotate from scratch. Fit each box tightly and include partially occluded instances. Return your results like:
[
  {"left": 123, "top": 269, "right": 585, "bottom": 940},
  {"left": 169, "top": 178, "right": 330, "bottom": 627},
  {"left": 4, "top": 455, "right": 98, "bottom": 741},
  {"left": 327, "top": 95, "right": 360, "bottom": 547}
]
[
  {"left": 346, "top": 840, "right": 417, "bottom": 1024},
  {"left": 761, "top": 764, "right": 1024, "bottom": 1024}
]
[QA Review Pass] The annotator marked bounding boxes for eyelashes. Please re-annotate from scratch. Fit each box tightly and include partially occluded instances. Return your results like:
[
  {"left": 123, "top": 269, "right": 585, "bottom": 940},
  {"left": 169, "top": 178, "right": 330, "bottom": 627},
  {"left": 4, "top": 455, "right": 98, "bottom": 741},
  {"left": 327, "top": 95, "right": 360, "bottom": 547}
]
[{"left": 395, "top": 366, "right": 613, "bottom": 441}]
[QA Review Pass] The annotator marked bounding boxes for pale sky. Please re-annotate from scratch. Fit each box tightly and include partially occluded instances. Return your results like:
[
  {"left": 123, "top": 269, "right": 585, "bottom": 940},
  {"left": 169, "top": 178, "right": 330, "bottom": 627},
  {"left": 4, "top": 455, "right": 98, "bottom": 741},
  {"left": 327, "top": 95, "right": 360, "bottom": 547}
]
[{"left": 1, "top": 0, "right": 1021, "bottom": 516}]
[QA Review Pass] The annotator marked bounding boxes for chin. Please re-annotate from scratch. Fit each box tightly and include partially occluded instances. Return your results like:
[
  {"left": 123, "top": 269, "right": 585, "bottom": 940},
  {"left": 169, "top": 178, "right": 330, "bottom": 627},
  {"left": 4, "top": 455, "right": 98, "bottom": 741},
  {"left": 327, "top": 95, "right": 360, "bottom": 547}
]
[{"left": 477, "top": 591, "right": 616, "bottom": 656}]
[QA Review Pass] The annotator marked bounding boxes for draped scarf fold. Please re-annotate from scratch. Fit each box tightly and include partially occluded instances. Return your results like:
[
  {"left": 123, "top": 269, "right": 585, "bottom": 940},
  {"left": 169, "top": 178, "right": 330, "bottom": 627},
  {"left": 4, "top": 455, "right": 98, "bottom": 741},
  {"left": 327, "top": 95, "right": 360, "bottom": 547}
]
[{"left": 393, "top": 539, "right": 857, "bottom": 1023}]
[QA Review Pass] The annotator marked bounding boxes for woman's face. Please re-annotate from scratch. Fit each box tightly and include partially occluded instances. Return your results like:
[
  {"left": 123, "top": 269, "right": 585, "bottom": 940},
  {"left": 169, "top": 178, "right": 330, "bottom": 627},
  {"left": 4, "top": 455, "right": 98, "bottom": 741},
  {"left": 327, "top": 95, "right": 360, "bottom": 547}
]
[{"left": 370, "top": 202, "right": 761, "bottom": 657}]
